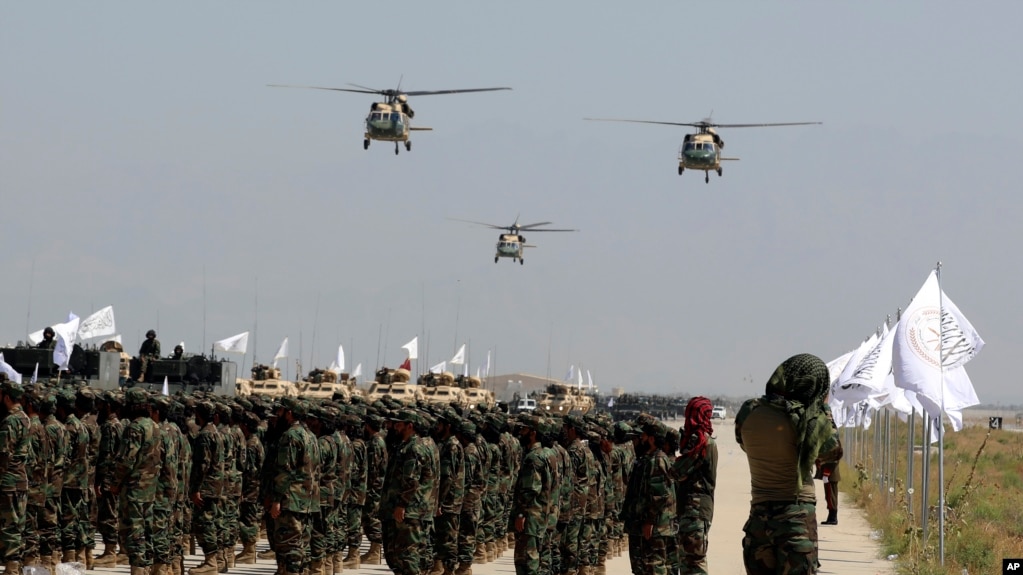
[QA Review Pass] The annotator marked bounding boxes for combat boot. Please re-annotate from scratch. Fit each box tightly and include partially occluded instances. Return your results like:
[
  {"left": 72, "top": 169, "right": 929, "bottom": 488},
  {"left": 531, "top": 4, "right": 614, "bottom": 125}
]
[
  {"left": 822, "top": 510, "right": 838, "bottom": 525},
  {"left": 342, "top": 546, "right": 359, "bottom": 570},
  {"left": 486, "top": 542, "right": 498, "bottom": 561},
  {"left": 62, "top": 549, "right": 76, "bottom": 563},
  {"left": 118, "top": 547, "right": 132, "bottom": 566},
  {"left": 3, "top": 561, "right": 21, "bottom": 575},
  {"left": 454, "top": 562, "right": 472, "bottom": 575},
  {"left": 216, "top": 550, "right": 228, "bottom": 573},
  {"left": 257, "top": 548, "right": 277, "bottom": 561},
  {"left": 359, "top": 542, "right": 381, "bottom": 565},
  {"left": 95, "top": 543, "right": 119, "bottom": 567},
  {"left": 41, "top": 554, "right": 55, "bottom": 574},
  {"left": 22, "top": 555, "right": 41, "bottom": 567},
  {"left": 427, "top": 559, "right": 444, "bottom": 575},
  {"left": 226, "top": 548, "right": 235, "bottom": 569},
  {"left": 331, "top": 551, "right": 344, "bottom": 574},
  {"left": 152, "top": 564, "right": 171, "bottom": 575},
  {"left": 189, "top": 554, "right": 219, "bottom": 575},
  {"left": 472, "top": 544, "right": 487, "bottom": 565},
  {"left": 235, "top": 543, "right": 256, "bottom": 565}
]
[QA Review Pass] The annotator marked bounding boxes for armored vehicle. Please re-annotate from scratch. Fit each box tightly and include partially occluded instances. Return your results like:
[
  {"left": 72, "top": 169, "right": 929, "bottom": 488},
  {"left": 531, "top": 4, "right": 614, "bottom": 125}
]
[{"left": 237, "top": 364, "right": 298, "bottom": 398}]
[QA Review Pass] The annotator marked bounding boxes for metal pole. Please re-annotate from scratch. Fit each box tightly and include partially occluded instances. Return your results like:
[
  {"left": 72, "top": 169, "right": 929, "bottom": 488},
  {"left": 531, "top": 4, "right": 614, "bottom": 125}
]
[
  {"left": 921, "top": 414, "right": 932, "bottom": 542},
  {"left": 907, "top": 407, "right": 915, "bottom": 525}
]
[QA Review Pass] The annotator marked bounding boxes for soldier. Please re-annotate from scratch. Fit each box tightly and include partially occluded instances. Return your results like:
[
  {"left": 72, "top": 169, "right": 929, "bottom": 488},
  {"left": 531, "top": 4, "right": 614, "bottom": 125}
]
[
  {"left": 81, "top": 389, "right": 102, "bottom": 570},
  {"left": 430, "top": 410, "right": 465, "bottom": 575},
  {"left": 672, "top": 396, "right": 717, "bottom": 575},
  {"left": 107, "top": 388, "right": 163, "bottom": 575},
  {"left": 0, "top": 378, "right": 31, "bottom": 575},
  {"left": 94, "top": 391, "right": 126, "bottom": 566},
  {"left": 359, "top": 415, "right": 387, "bottom": 566},
  {"left": 22, "top": 388, "right": 47, "bottom": 570},
  {"left": 379, "top": 408, "right": 434, "bottom": 575},
  {"left": 188, "top": 401, "right": 225, "bottom": 575},
  {"left": 170, "top": 401, "right": 194, "bottom": 575},
  {"left": 41, "top": 392, "right": 67, "bottom": 571},
  {"left": 306, "top": 406, "right": 338, "bottom": 575},
  {"left": 510, "top": 415, "right": 553, "bottom": 575},
  {"left": 269, "top": 397, "right": 320, "bottom": 575},
  {"left": 37, "top": 327, "right": 56, "bottom": 350},
  {"left": 151, "top": 396, "right": 183, "bottom": 575},
  {"left": 537, "top": 417, "right": 563, "bottom": 575},
  {"left": 632, "top": 421, "right": 676, "bottom": 575},
  {"left": 138, "top": 329, "right": 161, "bottom": 383},
  {"left": 216, "top": 402, "right": 245, "bottom": 571},
  {"left": 235, "top": 412, "right": 264, "bottom": 565},
  {"left": 331, "top": 410, "right": 354, "bottom": 574},
  {"left": 559, "top": 415, "right": 593, "bottom": 575},
  {"left": 735, "top": 354, "right": 841, "bottom": 575},
  {"left": 343, "top": 414, "right": 368, "bottom": 571},
  {"left": 454, "top": 420, "right": 482, "bottom": 575},
  {"left": 56, "top": 389, "right": 92, "bottom": 565}
]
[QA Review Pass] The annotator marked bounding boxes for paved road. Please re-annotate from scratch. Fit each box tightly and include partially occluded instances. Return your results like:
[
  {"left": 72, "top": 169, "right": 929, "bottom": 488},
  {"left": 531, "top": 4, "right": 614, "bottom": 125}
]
[{"left": 72, "top": 417, "right": 893, "bottom": 575}]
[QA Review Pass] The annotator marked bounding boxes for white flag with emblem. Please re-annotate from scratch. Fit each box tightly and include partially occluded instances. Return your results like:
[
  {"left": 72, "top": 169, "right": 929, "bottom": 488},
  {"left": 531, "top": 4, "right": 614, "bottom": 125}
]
[
  {"left": 273, "top": 337, "right": 289, "bottom": 368},
  {"left": 53, "top": 312, "right": 80, "bottom": 371},
  {"left": 893, "top": 270, "right": 984, "bottom": 422},
  {"left": 213, "top": 332, "right": 249, "bottom": 354},
  {"left": 76, "top": 306, "right": 116, "bottom": 341},
  {"left": 402, "top": 336, "right": 418, "bottom": 360},
  {"left": 450, "top": 344, "right": 466, "bottom": 365}
]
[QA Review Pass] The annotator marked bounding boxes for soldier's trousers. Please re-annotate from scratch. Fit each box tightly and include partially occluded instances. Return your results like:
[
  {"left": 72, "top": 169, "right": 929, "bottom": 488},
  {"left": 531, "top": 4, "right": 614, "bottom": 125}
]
[
  {"left": 741, "top": 501, "right": 818, "bottom": 575},
  {"left": 221, "top": 490, "right": 240, "bottom": 552},
  {"left": 346, "top": 504, "right": 363, "bottom": 548},
  {"left": 23, "top": 501, "right": 41, "bottom": 559},
  {"left": 311, "top": 507, "right": 329, "bottom": 563},
  {"left": 239, "top": 500, "right": 262, "bottom": 544},
  {"left": 273, "top": 509, "right": 312, "bottom": 574},
  {"left": 637, "top": 535, "right": 670, "bottom": 575},
  {"left": 191, "top": 497, "right": 223, "bottom": 554},
  {"left": 676, "top": 518, "right": 710, "bottom": 575},
  {"left": 513, "top": 532, "right": 541, "bottom": 575},
  {"left": 579, "top": 517, "right": 601, "bottom": 567},
  {"left": 0, "top": 491, "right": 28, "bottom": 562},
  {"left": 559, "top": 519, "right": 582, "bottom": 571},
  {"left": 456, "top": 507, "right": 480, "bottom": 565},
  {"left": 118, "top": 499, "right": 155, "bottom": 567},
  {"left": 60, "top": 488, "right": 90, "bottom": 551},
  {"left": 97, "top": 488, "right": 120, "bottom": 544},
  {"left": 41, "top": 496, "right": 61, "bottom": 557},
  {"left": 153, "top": 505, "right": 175, "bottom": 565},
  {"left": 383, "top": 518, "right": 423, "bottom": 575},
  {"left": 362, "top": 498, "right": 382, "bottom": 544},
  {"left": 434, "top": 513, "right": 459, "bottom": 568}
]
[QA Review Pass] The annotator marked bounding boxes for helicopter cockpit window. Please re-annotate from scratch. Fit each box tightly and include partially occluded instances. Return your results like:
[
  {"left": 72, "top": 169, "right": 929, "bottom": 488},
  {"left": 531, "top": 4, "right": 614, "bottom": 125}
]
[
  {"left": 684, "top": 142, "right": 696, "bottom": 151},
  {"left": 391, "top": 113, "right": 401, "bottom": 123},
  {"left": 370, "top": 112, "right": 381, "bottom": 121},
  {"left": 705, "top": 143, "right": 714, "bottom": 151}
]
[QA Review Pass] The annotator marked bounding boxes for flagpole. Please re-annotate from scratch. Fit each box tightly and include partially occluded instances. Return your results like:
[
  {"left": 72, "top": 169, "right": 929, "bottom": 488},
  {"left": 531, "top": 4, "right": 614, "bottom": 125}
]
[{"left": 935, "top": 261, "right": 946, "bottom": 565}]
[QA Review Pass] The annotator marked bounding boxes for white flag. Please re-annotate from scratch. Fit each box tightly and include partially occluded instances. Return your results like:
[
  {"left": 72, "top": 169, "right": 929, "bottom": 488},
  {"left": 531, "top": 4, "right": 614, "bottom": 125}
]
[
  {"left": 402, "top": 336, "right": 418, "bottom": 360},
  {"left": 587, "top": 370, "right": 593, "bottom": 389},
  {"left": 30, "top": 363, "right": 38, "bottom": 385},
  {"left": 0, "top": 353, "right": 23, "bottom": 384},
  {"left": 336, "top": 344, "right": 345, "bottom": 372},
  {"left": 353, "top": 363, "right": 362, "bottom": 378},
  {"left": 475, "top": 366, "right": 481, "bottom": 378},
  {"left": 430, "top": 361, "right": 446, "bottom": 374},
  {"left": 273, "top": 337, "right": 289, "bottom": 369},
  {"left": 76, "top": 306, "right": 116, "bottom": 341},
  {"left": 27, "top": 328, "right": 45, "bottom": 346},
  {"left": 328, "top": 360, "right": 339, "bottom": 373},
  {"left": 577, "top": 368, "right": 583, "bottom": 389},
  {"left": 836, "top": 324, "right": 896, "bottom": 404},
  {"left": 608, "top": 397, "right": 614, "bottom": 408},
  {"left": 53, "top": 313, "right": 80, "bottom": 371},
  {"left": 213, "top": 332, "right": 249, "bottom": 354},
  {"left": 893, "top": 270, "right": 984, "bottom": 421},
  {"left": 108, "top": 334, "right": 122, "bottom": 344},
  {"left": 483, "top": 350, "right": 491, "bottom": 378},
  {"left": 450, "top": 344, "right": 466, "bottom": 365},
  {"left": 162, "top": 376, "right": 169, "bottom": 397},
  {"left": 565, "top": 365, "right": 575, "bottom": 382}
]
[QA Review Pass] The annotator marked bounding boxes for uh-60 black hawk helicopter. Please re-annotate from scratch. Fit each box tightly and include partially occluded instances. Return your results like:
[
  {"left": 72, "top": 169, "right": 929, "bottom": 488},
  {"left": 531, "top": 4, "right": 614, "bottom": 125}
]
[
  {"left": 584, "top": 116, "right": 821, "bottom": 183},
  {"left": 268, "top": 79, "right": 511, "bottom": 155},
  {"left": 449, "top": 216, "right": 577, "bottom": 265}
]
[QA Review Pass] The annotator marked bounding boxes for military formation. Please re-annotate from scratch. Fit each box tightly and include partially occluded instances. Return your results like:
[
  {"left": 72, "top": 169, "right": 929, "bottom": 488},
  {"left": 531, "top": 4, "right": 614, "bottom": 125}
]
[{"left": 0, "top": 370, "right": 725, "bottom": 575}]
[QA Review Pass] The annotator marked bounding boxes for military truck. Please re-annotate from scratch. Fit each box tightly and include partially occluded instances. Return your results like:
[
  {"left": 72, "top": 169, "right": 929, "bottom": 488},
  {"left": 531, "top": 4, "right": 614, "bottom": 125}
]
[
  {"left": 237, "top": 364, "right": 298, "bottom": 398},
  {"left": 420, "top": 371, "right": 468, "bottom": 406},
  {"left": 536, "top": 383, "right": 594, "bottom": 415},
  {"left": 366, "top": 366, "right": 422, "bottom": 405}
]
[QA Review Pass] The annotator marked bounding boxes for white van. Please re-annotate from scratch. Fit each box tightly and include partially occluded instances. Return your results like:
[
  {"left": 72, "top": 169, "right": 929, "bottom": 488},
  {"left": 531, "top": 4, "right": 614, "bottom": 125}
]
[
  {"left": 712, "top": 406, "right": 727, "bottom": 419},
  {"left": 515, "top": 398, "right": 537, "bottom": 413}
]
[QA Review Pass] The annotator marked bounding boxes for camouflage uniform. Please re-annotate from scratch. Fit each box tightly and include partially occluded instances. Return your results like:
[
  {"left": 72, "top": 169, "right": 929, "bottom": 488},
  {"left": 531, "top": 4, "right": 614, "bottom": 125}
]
[
  {"left": 217, "top": 407, "right": 245, "bottom": 558},
  {"left": 23, "top": 405, "right": 46, "bottom": 564},
  {"left": 310, "top": 413, "right": 338, "bottom": 569},
  {"left": 560, "top": 431, "right": 592, "bottom": 573},
  {"left": 345, "top": 422, "right": 368, "bottom": 559},
  {"left": 270, "top": 402, "right": 320, "bottom": 575},
  {"left": 171, "top": 406, "right": 193, "bottom": 569},
  {"left": 380, "top": 412, "right": 435, "bottom": 575},
  {"left": 153, "top": 402, "right": 184, "bottom": 569},
  {"left": 332, "top": 421, "right": 354, "bottom": 562},
  {"left": 361, "top": 426, "right": 387, "bottom": 550},
  {"left": 435, "top": 431, "right": 465, "bottom": 572},
  {"left": 538, "top": 426, "right": 563, "bottom": 575},
  {"left": 238, "top": 419, "right": 265, "bottom": 549},
  {"left": 456, "top": 421, "right": 484, "bottom": 569},
  {"left": 625, "top": 423, "right": 676, "bottom": 575},
  {"left": 59, "top": 399, "right": 92, "bottom": 555},
  {"left": 190, "top": 407, "right": 225, "bottom": 559},
  {"left": 40, "top": 399, "right": 67, "bottom": 565},
  {"left": 511, "top": 421, "right": 553, "bottom": 575},
  {"left": 671, "top": 436, "right": 717, "bottom": 575},
  {"left": 583, "top": 438, "right": 608, "bottom": 571},
  {"left": 96, "top": 408, "right": 125, "bottom": 552},
  {"left": 0, "top": 385, "right": 31, "bottom": 566},
  {"left": 107, "top": 389, "right": 162, "bottom": 568}
]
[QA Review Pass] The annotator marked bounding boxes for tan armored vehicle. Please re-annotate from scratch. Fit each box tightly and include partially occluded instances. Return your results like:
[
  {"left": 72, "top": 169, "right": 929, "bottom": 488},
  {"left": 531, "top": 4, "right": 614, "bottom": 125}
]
[
  {"left": 237, "top": 364, "right": 299, "bottom": 398},
  {"left": 420, "top": 372, "right": 468, "bottom": 406},
  {"left": 296, "top": 369, "right": 364, "bottom": 402},
  {"left": 459, "top": 375, "right": 496, "bottom": 410},
  {"left": 537, "top": 383, "right": 593, "bottom": 415},
  {"left": 366, "top": 367, "right": 422, "bottom": 405},
  {"left": 99, "top": 340, "right": 132, "bottom": 380}
]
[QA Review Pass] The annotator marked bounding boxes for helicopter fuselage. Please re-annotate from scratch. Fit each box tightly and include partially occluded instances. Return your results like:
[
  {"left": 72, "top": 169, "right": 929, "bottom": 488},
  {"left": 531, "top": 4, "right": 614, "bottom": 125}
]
[
  {"left": 495, "top": 233, "right": 524, "bottom": 262},
  {"left": 678, "top": 132, "right": 723, "bottom": 171},
  {"left": 365, "top": 102, "right": 411, "bottom": 142}
]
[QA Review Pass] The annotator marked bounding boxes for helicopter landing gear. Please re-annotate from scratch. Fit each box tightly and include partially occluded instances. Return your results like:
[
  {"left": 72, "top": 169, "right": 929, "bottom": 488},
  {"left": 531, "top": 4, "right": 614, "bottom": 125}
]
[
  {"left": 405, "top": 141, "right": 412, "bottom": 152},
  {"left": 717, "top": 167, "right": 723, "bottom": 177},
  {"left": 520, "top": 258, "right": 524, "bottom": 265},
  {"left": 394, "top": 142, "right": 400, "bottom": 155},
  {"left": 495, "top": 256, "right": 499, "bottom": 263},
  {"left": 363, "top": 139, "right": 370, "bottom": 150},
  {"left": 705, "top": 172, "right": 710, "bottom": 184},
  {"left": 678, "top": 166, "right": 684, "bottom": 176}
]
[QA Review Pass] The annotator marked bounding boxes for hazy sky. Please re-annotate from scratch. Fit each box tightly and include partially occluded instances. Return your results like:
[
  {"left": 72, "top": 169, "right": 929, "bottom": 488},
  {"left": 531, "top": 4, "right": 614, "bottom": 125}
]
[{"left": 3, "top": 3, "right": 1022, "bottom": 404}]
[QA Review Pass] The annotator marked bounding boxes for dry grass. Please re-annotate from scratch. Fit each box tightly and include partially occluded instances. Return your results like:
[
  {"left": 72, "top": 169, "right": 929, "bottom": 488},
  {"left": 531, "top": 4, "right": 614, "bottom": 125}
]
[{"left": 848, "top": 424, "right": 1023, "bottom": 574}]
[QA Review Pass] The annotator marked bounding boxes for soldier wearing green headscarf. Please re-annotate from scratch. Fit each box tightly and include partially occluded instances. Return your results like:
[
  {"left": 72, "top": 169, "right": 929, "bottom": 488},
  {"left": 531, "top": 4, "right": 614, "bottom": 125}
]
[{"left": 735, "top": 353, "right": 842, "bottom": 575}]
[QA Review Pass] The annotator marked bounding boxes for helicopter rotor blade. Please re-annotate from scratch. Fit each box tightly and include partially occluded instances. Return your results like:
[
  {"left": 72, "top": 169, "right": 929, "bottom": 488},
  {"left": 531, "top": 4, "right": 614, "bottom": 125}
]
[
  {"left": 401, "top": 87, "right": 512, "bottom": 96},
  {"left": 517, "top": 222, "right": 552, "bottom": 229},
  {"left": 708, "top": 121, "right": 822, "bottom": 128},
  {"left": 583, "top": 118, "right": 703, "bottom": 128},
  {"left": 268, "top": 84, "right": 380, "bottom": 95},
  {"left": 521, "top": 228, "right": 578, "bottom": 232},
  {"left": 446, "top": 217, "right": 507, "bottom": 230},
  {"left": 346, "top": 82, "right": 384, "bottom": 93}
]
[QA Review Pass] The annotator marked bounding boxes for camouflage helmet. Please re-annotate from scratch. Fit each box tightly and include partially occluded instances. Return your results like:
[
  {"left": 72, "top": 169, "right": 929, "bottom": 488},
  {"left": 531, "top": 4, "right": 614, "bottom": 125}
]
[
  {"left": 124, "top": 387, "right": 149, "bottom": 407},
  {"left": 0, "top": 379, "right": 24, "bottom": 401}
]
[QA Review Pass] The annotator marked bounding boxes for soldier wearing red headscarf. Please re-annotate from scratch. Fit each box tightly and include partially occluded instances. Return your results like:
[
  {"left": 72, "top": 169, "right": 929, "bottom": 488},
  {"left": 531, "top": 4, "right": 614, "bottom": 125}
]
[{"left": 671, "top": 397, "right": 717, "bottom": 575}]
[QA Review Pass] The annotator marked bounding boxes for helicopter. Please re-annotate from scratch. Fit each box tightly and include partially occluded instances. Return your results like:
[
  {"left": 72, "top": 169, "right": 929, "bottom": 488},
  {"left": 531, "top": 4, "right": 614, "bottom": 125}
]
[
  {"left": 268, "top": 80, "right": 511, "bottom": 155},
  {"left": 583, "top": 117, "right": 821, "bottom": 183},
  {"left": 449, "top": 217, "right": 577, "bottom": 265}
]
